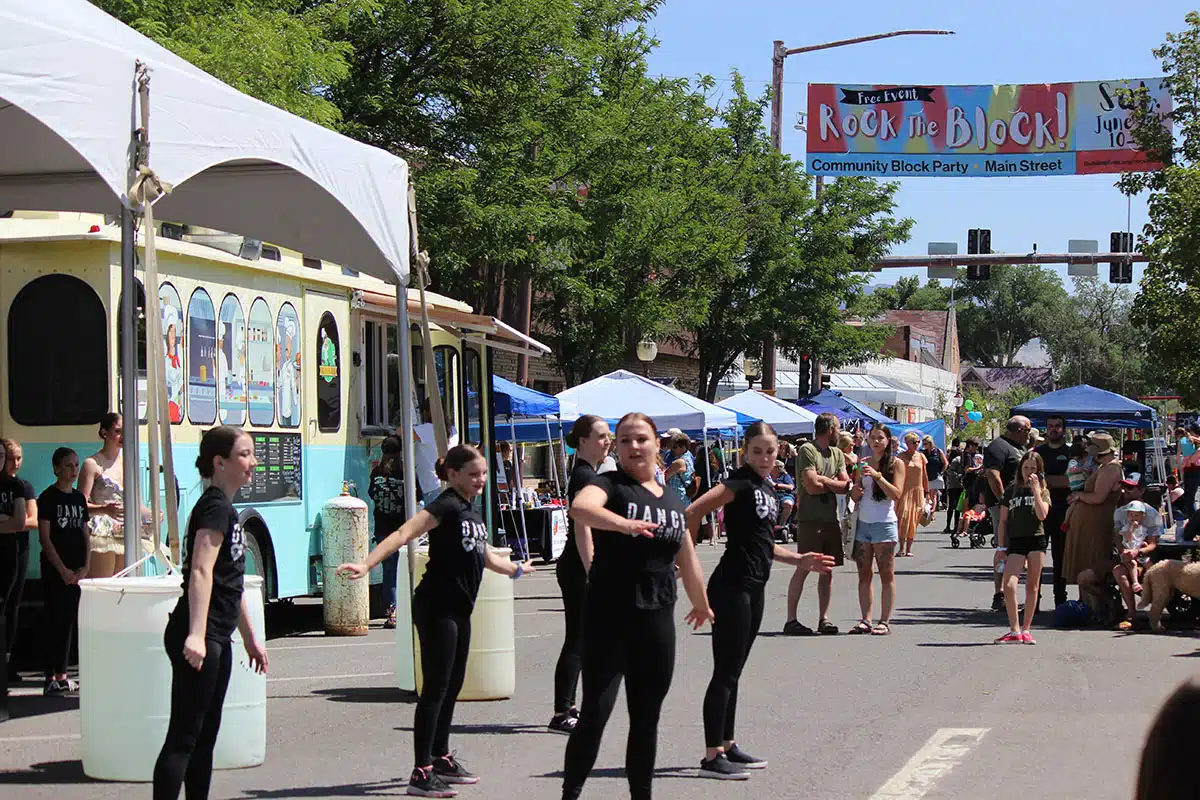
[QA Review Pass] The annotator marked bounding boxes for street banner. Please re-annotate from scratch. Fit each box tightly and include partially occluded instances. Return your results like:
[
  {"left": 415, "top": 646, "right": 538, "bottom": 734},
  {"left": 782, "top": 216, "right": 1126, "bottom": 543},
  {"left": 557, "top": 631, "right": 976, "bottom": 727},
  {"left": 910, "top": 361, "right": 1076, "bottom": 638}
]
[{"left": 806, "top": 79, "right": 1171, "bottom": 178}]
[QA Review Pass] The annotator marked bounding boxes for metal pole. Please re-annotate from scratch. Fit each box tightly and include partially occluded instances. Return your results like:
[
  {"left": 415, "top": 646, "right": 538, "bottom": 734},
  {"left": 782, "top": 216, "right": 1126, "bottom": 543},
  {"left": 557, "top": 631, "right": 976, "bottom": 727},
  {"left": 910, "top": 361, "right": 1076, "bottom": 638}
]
[
  {"left": 120, "top": 206, "right": 141, "bottom": 570},
  {"left": 396, "top": 285, "right": 418, "bottom": 566},
  {"left": 761, "top": 40, "right": 787, "bottom": 393}
]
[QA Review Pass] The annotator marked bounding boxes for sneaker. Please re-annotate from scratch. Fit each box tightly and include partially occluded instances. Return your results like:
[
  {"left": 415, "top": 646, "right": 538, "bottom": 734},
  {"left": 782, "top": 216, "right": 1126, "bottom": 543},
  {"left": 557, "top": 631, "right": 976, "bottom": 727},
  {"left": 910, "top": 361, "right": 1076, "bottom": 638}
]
[
  {"left": 43, "top": 679, "right": 64, "bottom": 697},
  {"left": 548, "top": 713, "right": 578, "bottom": 735},
  {"left": 994, "top": 631, "right": 1023, "bottom": 645},
  {"left": 1020, "top": 631, "right": 1037, "bottom": 645},
  {"left": 725, "top": 744, "right": 768, "bottom": 769},
  {"left": 991, "top": 592, "right": 1004, "bottom": 612},
  {"left": 384, "top": 605, "right": 397, "bottom": 630},
  {"left": 568, "top": 707, "right": 580, "bottom": 719},
  {"left": 408, "top": 766, "right": 456, "bottom": 798},
  {"left": 782, "top": 619, "right": 815, "bottom": 636},
  {"left": 433, "top": 752, "right": 478, "bottom": 785},
  {"left": 698, "top": 754, "right": 750, "bottom": 781}
]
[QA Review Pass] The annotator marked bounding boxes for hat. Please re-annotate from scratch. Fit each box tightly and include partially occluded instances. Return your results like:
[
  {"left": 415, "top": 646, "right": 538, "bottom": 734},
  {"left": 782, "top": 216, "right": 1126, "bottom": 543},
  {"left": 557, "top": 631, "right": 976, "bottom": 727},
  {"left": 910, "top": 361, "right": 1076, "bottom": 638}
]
[
  {"left": 1087, "top": 432, "right": 1115, "bottom": 456},
  {"left": 1121, "top": 472, "right": 1146, "bottom": 489},
  {"left": 664, "top": 427, "right": 685, "bottom": 440},
  {"left": 774, "top": 460, "right": 785, "bottom": 469},
  {"left": 1123, "top": 500, "right": 1147, "bottom": 514}
]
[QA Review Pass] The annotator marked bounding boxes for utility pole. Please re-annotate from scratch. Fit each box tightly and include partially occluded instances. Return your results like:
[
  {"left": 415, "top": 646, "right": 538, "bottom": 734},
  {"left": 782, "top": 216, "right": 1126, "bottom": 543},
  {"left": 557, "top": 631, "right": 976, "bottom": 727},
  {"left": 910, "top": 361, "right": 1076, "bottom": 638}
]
[{"left": 761, "top": 28, "right": 953, "bottom": 394}]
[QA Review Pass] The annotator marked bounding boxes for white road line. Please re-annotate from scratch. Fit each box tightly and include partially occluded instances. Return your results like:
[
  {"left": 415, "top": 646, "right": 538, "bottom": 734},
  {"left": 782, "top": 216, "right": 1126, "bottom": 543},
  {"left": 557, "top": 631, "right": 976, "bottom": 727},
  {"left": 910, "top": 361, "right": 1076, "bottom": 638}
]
[
  {"left": 268, "top": 671, "right": 393, "bottom": 683},
  {"left": 869, "top": 728, "right": 988, "bottom": 799},
  {"left": 270, "top": 641, "right": 395, "bottom": 651},
  {"left": 0, "top": 733, "right": 80, "bottom": 743}
]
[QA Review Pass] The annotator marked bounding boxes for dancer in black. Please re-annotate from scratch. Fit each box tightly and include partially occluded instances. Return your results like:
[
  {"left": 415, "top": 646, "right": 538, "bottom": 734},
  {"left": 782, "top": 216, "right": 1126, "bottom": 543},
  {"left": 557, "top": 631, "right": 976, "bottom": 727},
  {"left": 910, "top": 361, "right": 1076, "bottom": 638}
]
[
  {"left": 687, "top": 422, "right": 835, "bottom": 780},
  {"left": 154, "top": 427, "right": 268, "bottom": 800},
  {"left": 0, "top": 439, "right": 31, "bottom": 703},
  {"left": 562, "top": 413, "right": 712, "bottom": 800},
  {"left": 549, "top": 415, "right": 612, "bottom": 734},
  {"left": 339, "top": 444, "right": 533, "bottom": 799}
]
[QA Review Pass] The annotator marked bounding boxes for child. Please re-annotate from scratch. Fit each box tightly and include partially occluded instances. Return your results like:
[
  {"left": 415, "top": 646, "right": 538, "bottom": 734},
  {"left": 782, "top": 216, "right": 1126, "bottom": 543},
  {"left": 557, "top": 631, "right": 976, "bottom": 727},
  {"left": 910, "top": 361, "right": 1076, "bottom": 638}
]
[
  {"left": 994, "top": 450, "right": 1050, "bottom": 644},
  {"left": 1115, "top": 500, "right": 1155, "bottom": 598},
  {"left": 1062, "top": 438, "right": 1095, "bottom": 531},
  {"left": 37, "top": 448, "right": 89, "bottom": 695},
  {"left": 368, "top": 435, "right": 421, "bottom": 630},
  {"left": 767, "top": 460, "right": 796, "bottom": 528}
]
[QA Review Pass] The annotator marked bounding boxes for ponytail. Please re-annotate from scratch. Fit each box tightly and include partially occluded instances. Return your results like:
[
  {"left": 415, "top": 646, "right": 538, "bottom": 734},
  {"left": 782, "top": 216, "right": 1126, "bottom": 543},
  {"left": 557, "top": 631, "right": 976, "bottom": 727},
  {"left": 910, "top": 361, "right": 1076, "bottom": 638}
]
[{"left": 872, "top": 425, "right": 895, "bottom": 503}]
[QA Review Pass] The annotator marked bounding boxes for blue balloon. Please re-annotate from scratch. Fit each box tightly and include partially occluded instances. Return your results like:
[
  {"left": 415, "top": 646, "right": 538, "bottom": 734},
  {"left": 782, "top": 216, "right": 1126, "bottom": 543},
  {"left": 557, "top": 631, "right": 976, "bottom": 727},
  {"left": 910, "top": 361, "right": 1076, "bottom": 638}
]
[{"left": 967, "top": 410, "right": 983, "bottom": 422}]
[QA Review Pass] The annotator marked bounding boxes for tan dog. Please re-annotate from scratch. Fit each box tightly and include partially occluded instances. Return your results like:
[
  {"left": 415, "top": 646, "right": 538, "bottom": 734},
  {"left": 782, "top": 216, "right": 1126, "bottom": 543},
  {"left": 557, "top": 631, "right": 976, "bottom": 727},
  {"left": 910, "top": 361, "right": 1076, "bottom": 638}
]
[{"left": 1139, "top": 560, "right": 1200, "bottom": 631}]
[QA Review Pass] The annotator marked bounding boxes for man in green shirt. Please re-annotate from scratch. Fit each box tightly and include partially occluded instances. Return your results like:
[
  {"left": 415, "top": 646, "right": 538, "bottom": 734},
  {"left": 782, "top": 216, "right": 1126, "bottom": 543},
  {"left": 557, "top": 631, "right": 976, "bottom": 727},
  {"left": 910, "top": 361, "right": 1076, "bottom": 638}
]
[{"left": 785, "top": 412, "right": 851, "bottom": 635}]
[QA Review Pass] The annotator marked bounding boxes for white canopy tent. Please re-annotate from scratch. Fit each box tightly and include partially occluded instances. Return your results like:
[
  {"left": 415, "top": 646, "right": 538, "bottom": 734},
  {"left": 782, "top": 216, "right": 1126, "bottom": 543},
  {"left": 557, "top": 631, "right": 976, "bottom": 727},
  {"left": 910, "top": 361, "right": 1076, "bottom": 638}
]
[
  {"left": 0, "top": 0, "right": 421, "bottom": 570},
  {"left": 717, "top": 390, "right": 817, "bottom": 436},
  {"left": 557, "top": 370, "right": 738, "bottom": 433}
]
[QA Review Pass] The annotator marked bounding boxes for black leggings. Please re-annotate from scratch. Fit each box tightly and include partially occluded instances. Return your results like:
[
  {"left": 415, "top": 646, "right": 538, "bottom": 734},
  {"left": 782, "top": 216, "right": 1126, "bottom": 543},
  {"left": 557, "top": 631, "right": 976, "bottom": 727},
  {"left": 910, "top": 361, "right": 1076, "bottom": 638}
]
[
  {"left": 562, "top": 602, "right": 675, "bottom": 800},
  {"left": 0, "top": 543, "right": 28, "bottom": 663},
  {"left": 554, "top": 555, "right": 587, "bottom": 715},
  {"left": 40, "top": 563, "right": 80, "bottom": 677},
  {"left": 702, "top": 580, "right": 764, "bottom": 748},
  {"left": 413, "top": 598, "right": 471, "bottom": 768},
  {"left": 153, "top": 617, "right": 233, "bottom": 800},
  {"left": 944, "top": 489, "right": 963, "bottom": 530}
]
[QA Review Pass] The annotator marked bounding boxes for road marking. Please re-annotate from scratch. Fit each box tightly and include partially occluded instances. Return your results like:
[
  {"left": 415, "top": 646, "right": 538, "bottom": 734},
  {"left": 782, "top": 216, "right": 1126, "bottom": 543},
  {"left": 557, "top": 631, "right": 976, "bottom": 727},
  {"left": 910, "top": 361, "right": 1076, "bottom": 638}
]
[
  {"left": 0, "top": 733, "right": 80, "bottom": 743},
  {"left": 271, "top": 641, "right": 395, "bottom": 651},
  {"left": 869, "top": 728, "right": 988, "bottom": 799},
  {"left": 268, "top": 671, "right": 392, "bottom": 683}
]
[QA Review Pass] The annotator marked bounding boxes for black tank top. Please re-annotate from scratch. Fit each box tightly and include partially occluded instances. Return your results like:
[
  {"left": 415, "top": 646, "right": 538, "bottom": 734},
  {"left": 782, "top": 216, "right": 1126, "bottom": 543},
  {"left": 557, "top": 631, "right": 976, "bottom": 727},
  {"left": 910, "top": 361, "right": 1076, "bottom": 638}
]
[{"left": 711, "top": 465, "right": 778, "bottom": 590}]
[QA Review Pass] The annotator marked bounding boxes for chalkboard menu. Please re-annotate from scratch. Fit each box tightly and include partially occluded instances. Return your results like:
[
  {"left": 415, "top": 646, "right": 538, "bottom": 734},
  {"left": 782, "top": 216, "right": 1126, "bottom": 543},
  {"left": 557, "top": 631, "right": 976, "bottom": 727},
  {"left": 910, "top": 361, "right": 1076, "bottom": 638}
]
[{"left": 237, "top": 432, "right": 303, "bottom": 503}]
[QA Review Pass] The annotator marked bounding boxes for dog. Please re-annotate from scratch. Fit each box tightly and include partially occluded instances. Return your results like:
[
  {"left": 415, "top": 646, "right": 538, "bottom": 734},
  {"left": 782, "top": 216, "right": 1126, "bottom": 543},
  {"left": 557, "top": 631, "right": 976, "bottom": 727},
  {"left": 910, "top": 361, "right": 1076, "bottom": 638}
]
[{"left": 1139, "top": 559, "right": 1200, "bottom": 632}]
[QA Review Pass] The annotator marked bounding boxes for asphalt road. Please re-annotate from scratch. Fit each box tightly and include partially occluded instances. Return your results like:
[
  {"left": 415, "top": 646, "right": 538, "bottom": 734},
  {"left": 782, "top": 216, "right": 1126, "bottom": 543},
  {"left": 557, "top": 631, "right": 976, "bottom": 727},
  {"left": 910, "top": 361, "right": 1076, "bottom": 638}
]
[{"left": 2, "top": 513, "right": 1197, "bottom": 799}]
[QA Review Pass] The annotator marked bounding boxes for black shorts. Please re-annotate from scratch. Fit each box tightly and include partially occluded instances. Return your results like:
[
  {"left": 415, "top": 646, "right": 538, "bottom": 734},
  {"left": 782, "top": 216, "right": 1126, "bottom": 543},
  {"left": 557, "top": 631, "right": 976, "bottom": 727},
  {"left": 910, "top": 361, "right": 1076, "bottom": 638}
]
[{"left": 1007, "top": 536, "right": 1047, "bottom": 557}]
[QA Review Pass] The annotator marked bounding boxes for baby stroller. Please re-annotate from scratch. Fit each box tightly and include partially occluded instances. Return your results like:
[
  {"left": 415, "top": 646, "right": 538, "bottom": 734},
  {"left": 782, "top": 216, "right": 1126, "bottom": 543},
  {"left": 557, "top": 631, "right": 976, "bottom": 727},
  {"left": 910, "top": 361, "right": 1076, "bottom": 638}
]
[{"left": 950, "top": 506, "right": 992, "bottom": 549}]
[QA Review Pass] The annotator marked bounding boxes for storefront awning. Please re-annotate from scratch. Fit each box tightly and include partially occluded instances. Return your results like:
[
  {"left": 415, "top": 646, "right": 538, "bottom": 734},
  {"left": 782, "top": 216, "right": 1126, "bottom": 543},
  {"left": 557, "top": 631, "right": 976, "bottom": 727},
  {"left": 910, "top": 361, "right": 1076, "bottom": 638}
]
[{"left": 827, "top": 373, "right": 930, "bottom": 408}]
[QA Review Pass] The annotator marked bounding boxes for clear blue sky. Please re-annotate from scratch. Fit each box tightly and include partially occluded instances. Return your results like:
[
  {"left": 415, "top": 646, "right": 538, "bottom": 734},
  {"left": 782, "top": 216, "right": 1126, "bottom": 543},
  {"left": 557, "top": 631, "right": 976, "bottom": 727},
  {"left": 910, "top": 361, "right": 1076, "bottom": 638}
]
[{"left": 644, "top": 0, "right": 1193, "bottom": 288}]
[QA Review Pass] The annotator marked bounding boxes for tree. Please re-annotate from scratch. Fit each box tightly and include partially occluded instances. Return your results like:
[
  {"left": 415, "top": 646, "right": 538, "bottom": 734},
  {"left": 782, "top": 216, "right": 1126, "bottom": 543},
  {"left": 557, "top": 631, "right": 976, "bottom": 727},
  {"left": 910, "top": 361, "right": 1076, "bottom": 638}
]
[
  {"left": 1042, "top": 277, "right": 1152, "bottom": 395},
  {"left": 1120, "top": 12, "right": 1200, "bottom": 402},
  {"left": 685, "top": 77, "right": 909, "bottom": 401},
  {"left": 957, "top": 384, "right": 1038, "bottom": 441},
  {"left": 93, "top": 0, "right": 363, "bottom": 127},
  {"left": 954, "top": 265, "right": 1071, "bottom": 367},
  {"left": 871, "top": 275, "right": 951, "bottom": 312}
]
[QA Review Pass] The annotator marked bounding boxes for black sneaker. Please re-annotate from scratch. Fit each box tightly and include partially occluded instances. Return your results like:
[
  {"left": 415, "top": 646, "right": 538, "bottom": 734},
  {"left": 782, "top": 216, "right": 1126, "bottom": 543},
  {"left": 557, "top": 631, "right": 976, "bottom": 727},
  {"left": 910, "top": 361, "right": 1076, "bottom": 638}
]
[
  {"left": 725, "top": 744, "right": 768, "bottom": 770},
  {"left": 568, "top": 707, "right": 580, "bottom": 719},
  {"left": 817, "top": 619, "right": 839, "bottom": 635},
  {"left": 548, "top": 713, "right": 578, "bottom": 735},
  {"left": 408, "top": 766, "right": 456, "bottom": 798},
  {"left": 782, "top": 619, "right": 815, "bottom": 636},
  {"left": 698, "top": 754, "right": 749, "bottom": 781},
  {"left": 43, "top": 679, "right": 64, "bottom": 697},
  {"left": 991, "top": 592, "right": 1004, "bottom": 612},
  {"left": 433, "top": 752, "right": 478, "bottom": 785}
]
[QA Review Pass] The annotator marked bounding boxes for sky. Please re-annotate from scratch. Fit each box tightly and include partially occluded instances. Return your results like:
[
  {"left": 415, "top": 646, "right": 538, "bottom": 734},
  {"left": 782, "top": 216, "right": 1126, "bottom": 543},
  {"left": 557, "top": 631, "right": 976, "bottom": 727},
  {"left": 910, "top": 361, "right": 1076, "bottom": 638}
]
[{"left": 643, "top": 0, "right": 1193, "bottom": 289}]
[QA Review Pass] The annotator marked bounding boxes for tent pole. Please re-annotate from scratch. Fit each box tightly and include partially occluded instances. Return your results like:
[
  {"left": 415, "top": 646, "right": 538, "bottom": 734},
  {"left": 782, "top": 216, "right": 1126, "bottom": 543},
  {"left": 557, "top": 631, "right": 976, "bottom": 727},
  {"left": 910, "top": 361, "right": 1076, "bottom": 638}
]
[
  {"left": 511, "top": 418, "right": 531, "bottom": 560},
  {"left": 397, "top": 286, "right": 419, "bottom": 581},
  {"left": 120, "top": 205, "right": 142, "bottom": 571},
  {"left": 545, "top": 417, "right": 560, "bottom": 496}
]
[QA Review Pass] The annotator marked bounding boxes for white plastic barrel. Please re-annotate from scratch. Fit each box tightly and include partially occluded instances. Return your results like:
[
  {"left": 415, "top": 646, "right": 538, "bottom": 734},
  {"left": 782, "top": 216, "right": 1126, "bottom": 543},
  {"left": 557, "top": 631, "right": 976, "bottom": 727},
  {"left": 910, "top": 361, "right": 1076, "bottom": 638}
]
[
  {"left": 321, "top": 493, "right": 370, "bottom": 636},
  {"left": 405, "top": 547, "right": 516, "bottom": 700},
  {"left": 79, "top": 574, "right": 267, "bottom": 781}
]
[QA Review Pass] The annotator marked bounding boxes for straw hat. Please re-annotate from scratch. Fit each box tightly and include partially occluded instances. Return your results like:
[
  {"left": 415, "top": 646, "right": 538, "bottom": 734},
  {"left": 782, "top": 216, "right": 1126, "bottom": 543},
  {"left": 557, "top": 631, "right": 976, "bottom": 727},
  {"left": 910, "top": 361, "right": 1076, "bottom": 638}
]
[{"left": 1088, "top": 432, "right": 1115, "bottom": 456}]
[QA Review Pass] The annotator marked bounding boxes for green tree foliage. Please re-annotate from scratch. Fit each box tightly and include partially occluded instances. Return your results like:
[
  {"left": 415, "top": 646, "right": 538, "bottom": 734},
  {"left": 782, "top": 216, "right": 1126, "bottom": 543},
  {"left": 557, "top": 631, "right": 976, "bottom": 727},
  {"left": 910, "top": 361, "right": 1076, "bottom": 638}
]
[
  {"left": 870, "top": 275, "right": 951, "bottom": 312},
  {"left": 954, "top": 265, "right": 1070, "bottom": 367},
  {"left": 1119, "top": 12, "right": 1200, "bottom": 402},
  {"left": 1042, "top": 277, "right": 1151, "bottom": 395},
  {"left": 957, "top": 384, "right": 1038, "bottom": 441},
  {"left": 687, "top": 77, "right": 909, "bottom": 401},
  {"left": 94, "top": 0, "right": 365, "bottom": 127}
]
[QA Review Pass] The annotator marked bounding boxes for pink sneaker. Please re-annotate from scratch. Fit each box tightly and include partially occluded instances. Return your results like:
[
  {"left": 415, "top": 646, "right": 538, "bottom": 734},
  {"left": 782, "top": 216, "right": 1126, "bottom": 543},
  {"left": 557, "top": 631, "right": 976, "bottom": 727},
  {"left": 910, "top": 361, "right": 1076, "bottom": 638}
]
[
  {"left": 1020, "top": 631, "right": 1036, "bottom": 645},
  {"left": 994, "top": 631, "right": 1023, "bottom": 644}
]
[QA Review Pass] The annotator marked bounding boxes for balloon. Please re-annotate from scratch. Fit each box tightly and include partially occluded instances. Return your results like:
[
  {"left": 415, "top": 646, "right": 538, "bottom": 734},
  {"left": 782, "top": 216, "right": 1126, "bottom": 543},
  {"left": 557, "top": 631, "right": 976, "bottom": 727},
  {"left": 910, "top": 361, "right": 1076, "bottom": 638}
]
[
  {"left": 968, "top": 411, "right": 983, "bottom": 422},
  {"left": 964, "top": 399, "right": 975, "bottom": 412}
]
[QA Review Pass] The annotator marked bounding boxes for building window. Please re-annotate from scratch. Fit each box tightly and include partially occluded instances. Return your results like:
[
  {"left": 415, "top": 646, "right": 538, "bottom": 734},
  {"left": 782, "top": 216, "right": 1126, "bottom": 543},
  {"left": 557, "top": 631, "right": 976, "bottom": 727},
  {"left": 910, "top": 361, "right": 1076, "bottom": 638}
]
[
  {"left": 117, "top": 279, "right": 147, "bottom": 422},
  {"left": 186, "top": 288, "right": 217, "bottom": 425},
  {"left": 302, "top": 256, "right": 322, "bottom": 270},
  {"left": 275, "top": 302, "right": 301, "bottom": 428},
  {"left": 247, "top": 298, "right": 275, "bottom": 426},
  {"left": 9, "top": 274, "right": 107, "bottom": 426},
  {"left": 316, "top": 312, "right": 341, "bottom": 432},
  {"left": 159, "top": 283, "right": 185, "bottom": 424},
  {"left": 217, "top": 294, "right": 247, "bottom": 426},
  {"left": 260, "top": 245, "right": 281, "bottom": 262},
  {"left": 466, "top": 348, "right": 483, "bottom": 444},
  {"left": 433, "top": 345, "right": 460, "bottom": 435}
]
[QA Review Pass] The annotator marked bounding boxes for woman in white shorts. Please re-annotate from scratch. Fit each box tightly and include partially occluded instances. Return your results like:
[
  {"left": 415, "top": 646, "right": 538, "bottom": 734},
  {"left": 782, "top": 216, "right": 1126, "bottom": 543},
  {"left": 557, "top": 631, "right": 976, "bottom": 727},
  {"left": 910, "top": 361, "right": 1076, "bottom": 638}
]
[{"left": 849, "top": 424, "right": 905, "bottom": 635}]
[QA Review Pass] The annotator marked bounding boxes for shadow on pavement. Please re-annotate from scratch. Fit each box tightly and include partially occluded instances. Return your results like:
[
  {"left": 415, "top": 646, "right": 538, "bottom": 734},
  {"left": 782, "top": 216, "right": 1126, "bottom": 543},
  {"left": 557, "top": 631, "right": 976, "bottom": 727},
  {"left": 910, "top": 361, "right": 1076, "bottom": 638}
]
[
  {"left": 917, "top": 642, "right": 997, "bottom": 648},
  {"left": 311, "top": 686, "right": 418, "bottom": 704},
  {"left": 0, "top": 760, "right": 92, "bottom": 785},
  {"left": 4, "top": 694, "right": 79, "bottom": 720},
  {"left": 535, "top": 765, "right": 696, "bottom": 780},
  {"left": 897, "top": 569, "right": 997, "bottom": 582},
  {"left": 392, "top": 722, "right": 550, "bottom": 736},
  {"left": 233, "top": 778, "right": 405, "bottom": 798},
  {"left": 896, "top": 606, "right": 1006, "bottom": 628}
]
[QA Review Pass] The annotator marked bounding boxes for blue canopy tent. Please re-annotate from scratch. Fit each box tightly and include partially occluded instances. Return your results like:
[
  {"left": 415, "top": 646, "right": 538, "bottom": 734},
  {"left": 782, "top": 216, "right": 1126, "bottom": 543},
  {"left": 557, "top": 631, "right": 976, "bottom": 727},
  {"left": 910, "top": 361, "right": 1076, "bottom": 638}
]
[
  {"left": 891, "top": 420, "right": 947, "bottom": 451},
  {"left": 798, "top": 390, "right": 895, "bottom": 428},
  {"left": 1013, "top": 384, "right": 1169, "bottom": 495}
]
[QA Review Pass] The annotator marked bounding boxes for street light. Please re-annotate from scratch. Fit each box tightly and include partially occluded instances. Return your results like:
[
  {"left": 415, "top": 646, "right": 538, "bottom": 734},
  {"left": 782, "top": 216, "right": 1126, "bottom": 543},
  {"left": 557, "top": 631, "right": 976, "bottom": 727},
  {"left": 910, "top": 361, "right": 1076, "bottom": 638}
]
[
  {"left": 636, "top": 338, "right": 658, "bottom": 377},
  {"left": 759, "top": 28, "right": 955, "bottom": 394}
]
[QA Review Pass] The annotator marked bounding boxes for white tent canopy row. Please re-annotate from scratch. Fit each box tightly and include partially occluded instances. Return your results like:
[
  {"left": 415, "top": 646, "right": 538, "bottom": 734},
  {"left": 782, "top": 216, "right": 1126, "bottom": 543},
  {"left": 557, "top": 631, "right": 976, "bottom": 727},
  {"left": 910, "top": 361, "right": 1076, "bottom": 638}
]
[
  {"left": 0, "top": 0, "right": 410, "bottom": 284},
  {"left": 557, "top": 370, "right": 738, "bottom": 433},
  {"left": 717, "top": 390, "right": 817, "bottom": 436}
]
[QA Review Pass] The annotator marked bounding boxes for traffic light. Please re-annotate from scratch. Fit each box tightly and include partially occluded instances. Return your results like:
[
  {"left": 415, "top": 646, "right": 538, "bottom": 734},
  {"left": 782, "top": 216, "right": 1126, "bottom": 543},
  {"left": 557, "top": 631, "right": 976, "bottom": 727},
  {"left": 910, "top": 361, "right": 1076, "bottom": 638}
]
[
  {"left": 1109, "top": 231, "right": 1134, "bottom": 284},
  {"left": 967, "top": 228, "right": 991, "bottom": 280},
  {"left": 797, "top": 355, "right": 811, "bottom": 396},
  {"left": 820, "top": 368, "right": 831, "bottom": 391}
]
